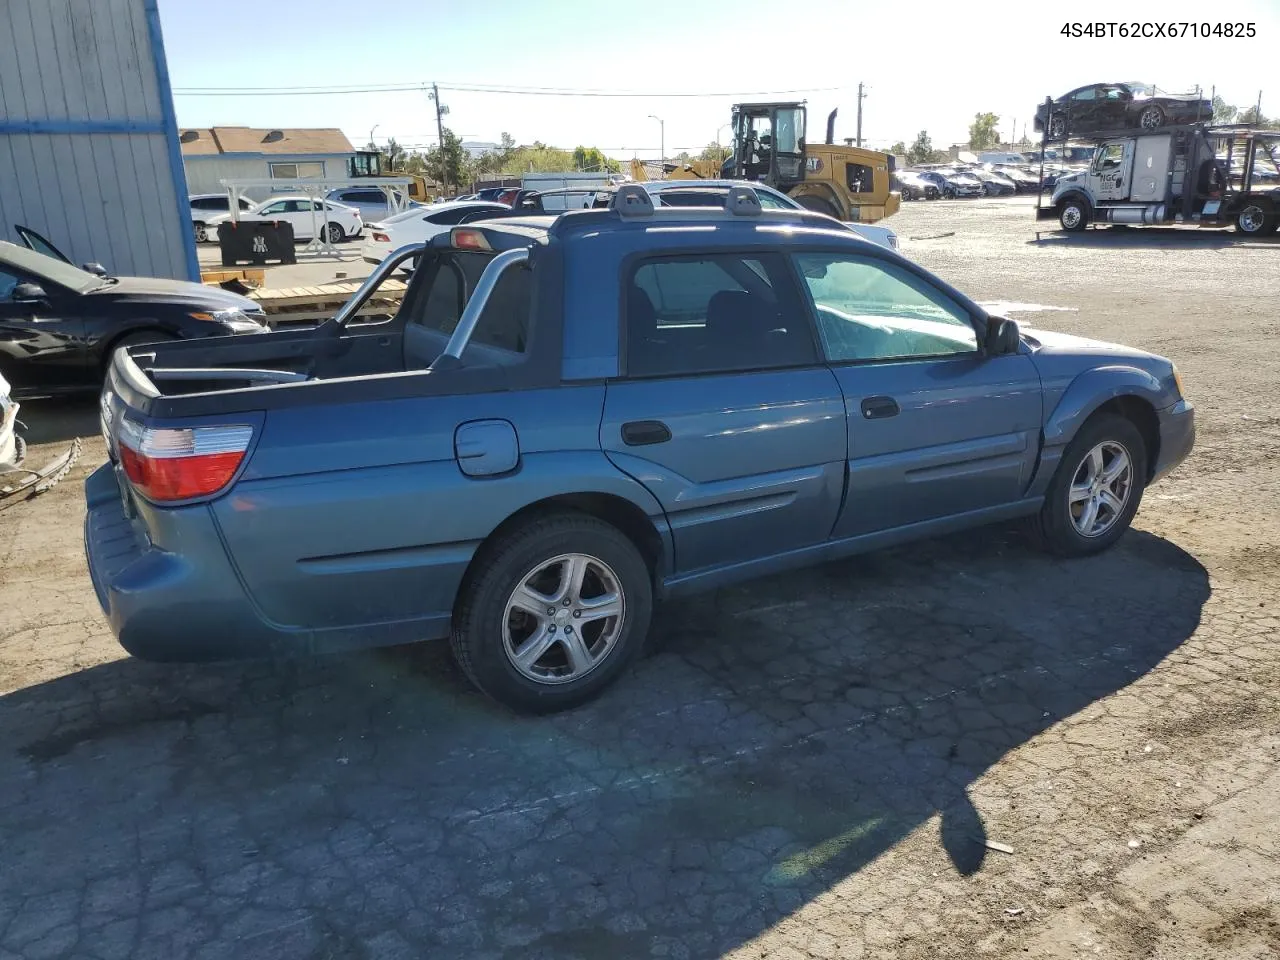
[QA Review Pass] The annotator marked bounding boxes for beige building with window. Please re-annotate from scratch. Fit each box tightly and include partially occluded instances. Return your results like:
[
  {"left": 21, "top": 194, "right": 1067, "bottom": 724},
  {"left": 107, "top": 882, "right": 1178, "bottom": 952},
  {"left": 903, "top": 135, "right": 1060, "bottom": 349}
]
[{"left": 179, "top": 127, "right": 356, "bottom": 202}]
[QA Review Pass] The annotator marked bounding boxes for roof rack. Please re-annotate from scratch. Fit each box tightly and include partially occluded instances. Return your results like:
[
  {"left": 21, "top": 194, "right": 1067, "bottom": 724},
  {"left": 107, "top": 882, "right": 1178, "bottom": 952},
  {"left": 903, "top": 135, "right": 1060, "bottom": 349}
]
[{"left": 609, "top": 183, "right": 765, "bottom": 218}]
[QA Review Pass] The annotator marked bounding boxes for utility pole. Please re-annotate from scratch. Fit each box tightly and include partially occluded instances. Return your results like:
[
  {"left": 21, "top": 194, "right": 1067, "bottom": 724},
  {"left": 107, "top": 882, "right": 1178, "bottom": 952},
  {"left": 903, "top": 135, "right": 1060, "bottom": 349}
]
[
  {"left": 1257, "top": 90, "right": 1264, "bottom": 123},
  {"left": 648, "top": 114, "right": 664, "bottom": 165},
  {"left": 855, "top": 83, "right": 866, "bottom": 148},
  {"left": 430, "top": 83, "right": 449, "bottom": 195}
]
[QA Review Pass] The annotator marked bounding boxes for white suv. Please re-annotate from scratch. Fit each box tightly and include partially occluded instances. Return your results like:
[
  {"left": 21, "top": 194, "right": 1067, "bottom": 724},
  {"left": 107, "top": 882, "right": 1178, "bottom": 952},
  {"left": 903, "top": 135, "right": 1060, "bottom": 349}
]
[{"left": 190, "top": 194, "right": 256, "bottom": 243}]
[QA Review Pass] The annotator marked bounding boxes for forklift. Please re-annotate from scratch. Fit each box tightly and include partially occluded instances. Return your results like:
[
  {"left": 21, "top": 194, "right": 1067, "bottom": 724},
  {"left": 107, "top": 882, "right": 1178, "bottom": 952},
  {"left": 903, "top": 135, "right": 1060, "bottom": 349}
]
[{"left": 724, "top": 101, "right": 900, "bottom": 223}]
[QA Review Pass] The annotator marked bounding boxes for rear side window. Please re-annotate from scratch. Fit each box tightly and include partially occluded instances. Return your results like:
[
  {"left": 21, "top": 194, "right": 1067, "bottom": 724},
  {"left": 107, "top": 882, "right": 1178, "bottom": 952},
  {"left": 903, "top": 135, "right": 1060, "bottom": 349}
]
[
  {"left": 407, "top": 251, "right": 531, "bottom": 355},
  {"left": 625, "top": 253, "right": 815, "bottom": 377}
]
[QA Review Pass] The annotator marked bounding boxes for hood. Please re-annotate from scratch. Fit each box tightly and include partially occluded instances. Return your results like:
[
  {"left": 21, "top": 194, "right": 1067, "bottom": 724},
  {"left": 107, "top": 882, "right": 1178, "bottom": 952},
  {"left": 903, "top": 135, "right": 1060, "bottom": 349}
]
[
  {"left": 82, "top": 275, "right": 260, "bottom": 312},
  {"left": 1019, "top": 325, "right": 1158, "bottom": 363}
]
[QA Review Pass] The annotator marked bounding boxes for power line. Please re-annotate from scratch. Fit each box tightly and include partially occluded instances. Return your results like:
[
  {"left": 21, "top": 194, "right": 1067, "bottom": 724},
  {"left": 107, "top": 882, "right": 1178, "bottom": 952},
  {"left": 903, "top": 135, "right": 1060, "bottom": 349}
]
[{"left": 171, "top": 80, "right": 847, "bottom": 99}]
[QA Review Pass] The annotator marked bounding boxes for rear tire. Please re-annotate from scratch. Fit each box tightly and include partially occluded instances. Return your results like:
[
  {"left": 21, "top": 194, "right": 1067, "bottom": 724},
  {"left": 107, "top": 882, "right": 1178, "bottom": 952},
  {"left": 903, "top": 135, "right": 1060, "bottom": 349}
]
[
  {"left": 1139, "top": 104, "right": 1165, "bottom": 130},
  {"left": 901, "top": 187, "right": 915, "bottom": 201},
  {"left": 325, "top": 222, "right": 345, "bottom": 244},
  {"left": 194, "top": 222, "right": 208, "bottom": 243},
  {"left": 1027, "top": 413, "right": 1147, "bottom": 558},
  {"left": 795, "top": 195, "right": 842, "bottom": 219},
  {"left": 451, "top": 511, "right": 653, "bottom": 713}
]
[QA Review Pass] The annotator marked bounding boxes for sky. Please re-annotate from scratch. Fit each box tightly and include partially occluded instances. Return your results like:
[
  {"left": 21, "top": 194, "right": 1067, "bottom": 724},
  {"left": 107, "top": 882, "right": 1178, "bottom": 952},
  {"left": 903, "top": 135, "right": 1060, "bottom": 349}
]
[{"left": 159, "top": 0, "right": 1280, "bottom": 160}]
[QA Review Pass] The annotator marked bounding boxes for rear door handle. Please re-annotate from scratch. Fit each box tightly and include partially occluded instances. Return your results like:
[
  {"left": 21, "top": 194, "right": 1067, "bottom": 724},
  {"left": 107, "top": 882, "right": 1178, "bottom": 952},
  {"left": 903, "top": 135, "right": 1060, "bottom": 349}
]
[
  {"left": 860, "top": 396, "right": 899, "bottom": 420},
  {"left": 621, "top": 420, "right": 671, "bottom": 446}
]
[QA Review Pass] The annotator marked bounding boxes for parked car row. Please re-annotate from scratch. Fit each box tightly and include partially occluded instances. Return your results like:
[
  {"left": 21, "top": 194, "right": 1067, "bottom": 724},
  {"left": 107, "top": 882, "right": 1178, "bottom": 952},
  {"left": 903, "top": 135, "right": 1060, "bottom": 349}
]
[
  {"left": 361, "top": 180, "right": 900, "bottom": 267},
  {"left": 190, "top": 191, "right": 399, "bottom": 245}
]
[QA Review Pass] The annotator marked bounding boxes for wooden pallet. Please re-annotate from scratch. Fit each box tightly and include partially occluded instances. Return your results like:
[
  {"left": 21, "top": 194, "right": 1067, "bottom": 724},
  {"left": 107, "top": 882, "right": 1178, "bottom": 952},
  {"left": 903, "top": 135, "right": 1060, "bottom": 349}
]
[
  {"left": 201, "top": 267, "right": 265, "bottom": 287},
  {"left": 249, "top": 278, "right": 409, "bottom": 327}
]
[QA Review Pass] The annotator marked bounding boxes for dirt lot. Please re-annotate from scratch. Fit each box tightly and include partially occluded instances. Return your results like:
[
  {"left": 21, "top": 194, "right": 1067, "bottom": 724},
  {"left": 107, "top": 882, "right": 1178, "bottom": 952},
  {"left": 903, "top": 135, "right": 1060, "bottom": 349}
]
[{"left": 1, "top": 197, "right": 1278, "bottom": 959}]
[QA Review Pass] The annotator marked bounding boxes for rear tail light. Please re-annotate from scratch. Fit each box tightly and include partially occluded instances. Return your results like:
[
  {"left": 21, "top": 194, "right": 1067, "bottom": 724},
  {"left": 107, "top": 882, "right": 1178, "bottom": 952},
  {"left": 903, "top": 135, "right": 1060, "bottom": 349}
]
[
  {"left": 117, "top": 420, "right": 252, "bottom": 502},
  {"left": 451, "top": 227, "right": 492, "bottom": 251},
  {"left": 372, "top": 232, "right": 390, "bottom": 242}
]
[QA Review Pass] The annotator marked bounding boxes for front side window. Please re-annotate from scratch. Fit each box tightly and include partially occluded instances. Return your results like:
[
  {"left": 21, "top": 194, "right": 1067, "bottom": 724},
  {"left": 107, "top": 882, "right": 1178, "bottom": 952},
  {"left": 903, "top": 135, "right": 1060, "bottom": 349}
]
[
  {"left": 1071, "top": 87, "right": 1097, "bottom": 102},
  {"left": 625, "top": 253, "right": 815, "bottom": 377},
  {"left": 794, "top": 253, "right": 977, "bottom": 363},
  {"left": 755, "top": 190, "right": 793, "bottom": 209},
  {"left": 258, "top": 201, "right": 288, "bottom": 215},
  {"left": 1095, "top": 143, "right": 1125, "bottom": 170}
]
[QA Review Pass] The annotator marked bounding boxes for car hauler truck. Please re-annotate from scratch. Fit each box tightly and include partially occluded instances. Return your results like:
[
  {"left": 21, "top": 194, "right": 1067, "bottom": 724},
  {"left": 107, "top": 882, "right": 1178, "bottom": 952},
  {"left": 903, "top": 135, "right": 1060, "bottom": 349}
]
[{"left": 1036, "top": 124, "right": 1280, "bottom": 235}]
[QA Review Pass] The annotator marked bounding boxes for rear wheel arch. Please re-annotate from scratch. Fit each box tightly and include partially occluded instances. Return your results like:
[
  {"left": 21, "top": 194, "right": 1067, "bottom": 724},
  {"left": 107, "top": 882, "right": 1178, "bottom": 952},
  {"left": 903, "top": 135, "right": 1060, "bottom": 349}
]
[{"left": 460, "top": 492, "right": 667, "bottom": 603}]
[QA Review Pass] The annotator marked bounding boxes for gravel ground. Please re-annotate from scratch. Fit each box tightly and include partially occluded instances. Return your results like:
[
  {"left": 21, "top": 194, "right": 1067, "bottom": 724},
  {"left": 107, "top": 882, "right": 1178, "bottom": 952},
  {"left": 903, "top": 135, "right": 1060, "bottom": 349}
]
[{"left": 1, "top": 197, "right": 1277, "bottom": 959}]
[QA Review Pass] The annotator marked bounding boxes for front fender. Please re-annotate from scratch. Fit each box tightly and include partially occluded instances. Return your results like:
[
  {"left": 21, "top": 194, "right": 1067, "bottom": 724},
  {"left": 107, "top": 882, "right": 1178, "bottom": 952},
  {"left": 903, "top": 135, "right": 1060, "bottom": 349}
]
[
  {"left": 1042, "top": 365, "right": 1167, "bottom": 448},
  {"left": 1027, "top": 365, "right": 1169, "bottom": 498}
]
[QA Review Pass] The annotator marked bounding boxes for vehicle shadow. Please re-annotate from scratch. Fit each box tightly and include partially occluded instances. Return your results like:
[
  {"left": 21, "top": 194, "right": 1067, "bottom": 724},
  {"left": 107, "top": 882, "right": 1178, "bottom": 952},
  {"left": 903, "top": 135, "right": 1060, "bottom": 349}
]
[
  {"left": 1029, "top": 225, "right": 1278, "bottom": 249},
  {"left": 13, "top": 396, "right": 98, "bottom": 446},
  {"left": 0, "top": 527, "right": 1208, "bottom": 958}
]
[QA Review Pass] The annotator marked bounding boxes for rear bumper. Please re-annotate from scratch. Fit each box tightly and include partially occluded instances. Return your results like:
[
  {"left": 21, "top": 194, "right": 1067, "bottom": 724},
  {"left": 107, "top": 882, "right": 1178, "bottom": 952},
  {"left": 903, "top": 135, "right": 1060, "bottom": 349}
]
[
  {"left": 1152, "top": 399, "right": 1195, "bottom": 484},
  {"left": 84, "top": 464, "right": 450, "bottom": 662}
]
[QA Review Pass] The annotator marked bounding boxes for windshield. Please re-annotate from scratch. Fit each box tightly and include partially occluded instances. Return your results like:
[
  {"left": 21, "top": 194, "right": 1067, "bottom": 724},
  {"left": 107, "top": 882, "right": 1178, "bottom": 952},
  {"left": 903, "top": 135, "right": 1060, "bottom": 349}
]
[{"left": 0, "top": 242, "right": 102, "bottom": 292}]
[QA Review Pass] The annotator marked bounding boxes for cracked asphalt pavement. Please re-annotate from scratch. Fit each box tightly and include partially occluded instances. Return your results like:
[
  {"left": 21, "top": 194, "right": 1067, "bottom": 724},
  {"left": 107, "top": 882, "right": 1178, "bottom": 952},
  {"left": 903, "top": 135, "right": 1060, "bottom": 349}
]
[{"left": 2, "top": 198, "right": 1278, "bottom": 959}]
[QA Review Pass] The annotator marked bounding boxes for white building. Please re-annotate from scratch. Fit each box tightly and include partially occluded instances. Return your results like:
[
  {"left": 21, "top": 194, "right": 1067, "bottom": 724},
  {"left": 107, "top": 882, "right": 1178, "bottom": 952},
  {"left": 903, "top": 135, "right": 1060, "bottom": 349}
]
[{"left": 180, "top": 127, "right": 358, "bottom": 203}]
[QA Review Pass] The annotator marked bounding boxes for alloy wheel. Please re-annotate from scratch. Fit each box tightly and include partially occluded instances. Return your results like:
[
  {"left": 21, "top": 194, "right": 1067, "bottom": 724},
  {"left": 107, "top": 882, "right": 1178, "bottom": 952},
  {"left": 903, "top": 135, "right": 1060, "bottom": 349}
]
[
  {"left": 1068, "top": 441, "right": 1133, "bottom": 538},
  {"left": 502, "top": 553, "right": 625, "bottom": 684}
]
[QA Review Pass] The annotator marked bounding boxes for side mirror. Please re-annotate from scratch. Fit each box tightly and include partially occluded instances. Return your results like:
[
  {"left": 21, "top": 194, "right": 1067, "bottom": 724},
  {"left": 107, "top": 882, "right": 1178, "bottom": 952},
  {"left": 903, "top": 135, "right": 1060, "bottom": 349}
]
[
  {"left": 12, "top": 282, "right": 47, "bottom": 303},
  {"left": 985, "top": 316, "right": 1021, "bottom": 355},
  {"left": 81, "top": 262, "right": 108, "bottom": 277}
]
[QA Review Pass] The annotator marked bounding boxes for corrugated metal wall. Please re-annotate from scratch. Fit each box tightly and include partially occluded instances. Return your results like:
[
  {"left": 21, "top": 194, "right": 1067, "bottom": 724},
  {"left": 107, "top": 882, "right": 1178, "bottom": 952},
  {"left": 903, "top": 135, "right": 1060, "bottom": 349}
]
[{"left": 0, "top": 0, "right": 197, "bottom": 280}]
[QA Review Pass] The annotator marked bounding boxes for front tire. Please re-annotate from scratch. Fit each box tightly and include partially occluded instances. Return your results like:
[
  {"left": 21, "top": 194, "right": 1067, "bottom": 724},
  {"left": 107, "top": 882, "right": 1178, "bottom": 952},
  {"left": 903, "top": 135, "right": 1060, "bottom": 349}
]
[
  {"left": 1139, "top": 104, "right": 1165, "bottom": 130},
  {"left": 194, "top": 222, "right": 208, "bottom": 243},
  {"left": 1028, "top": 413, "right": 1147, "bottom": 557},
  {"left": 451, "top": 512, "right": 653, "bottom": 713},
  {"left": 1059, "top": 198, "right": 1090, "bottom": 231}
]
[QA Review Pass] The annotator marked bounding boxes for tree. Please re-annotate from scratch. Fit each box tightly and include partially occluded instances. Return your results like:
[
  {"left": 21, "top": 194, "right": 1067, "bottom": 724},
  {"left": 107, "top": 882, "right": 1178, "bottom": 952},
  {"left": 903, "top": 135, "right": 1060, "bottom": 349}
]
[
  {"left": 905, "top": 131, "right": 936, "bottom": 166},
  {"left": 572, "top": 146, "right": 620, "bottom": 173},
  {"left": 1237, "top": 105, "right": 1279, "bottom": 129},
  {"left": 968, "top": 112, "right": 1000, "bottom": 150},
  {"left": 1212, "top": 96, "right": 1238, "bottom": 124},
  {"left": 698, "top": 141, "right": 731, "bottom": 164},
  {"left": 426, "top": 127, "right": 470, "bottom": 191},
  {"left": 889, "top": 141, "right": 907, "bottom": 157},
  {"left": 383, "top": 137, "right": 405, "bottom": 172}
]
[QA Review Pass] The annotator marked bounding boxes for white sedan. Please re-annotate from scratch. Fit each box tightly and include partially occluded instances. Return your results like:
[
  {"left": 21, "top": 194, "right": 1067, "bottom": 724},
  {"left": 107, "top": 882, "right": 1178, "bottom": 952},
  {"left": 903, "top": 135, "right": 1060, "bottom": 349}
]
[
  {"left": 361, "top": 200, "right": 509, "bottom": 264},
  {"left": 207, "top": 196, "right": 363, "bottom": 243}
]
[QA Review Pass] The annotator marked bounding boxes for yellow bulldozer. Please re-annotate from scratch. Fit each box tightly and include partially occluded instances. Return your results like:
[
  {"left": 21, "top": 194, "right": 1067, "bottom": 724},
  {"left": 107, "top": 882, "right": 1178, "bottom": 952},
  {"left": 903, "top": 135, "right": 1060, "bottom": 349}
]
[{"left": 636, "top": 102, "right": 899, "bottom": 222}]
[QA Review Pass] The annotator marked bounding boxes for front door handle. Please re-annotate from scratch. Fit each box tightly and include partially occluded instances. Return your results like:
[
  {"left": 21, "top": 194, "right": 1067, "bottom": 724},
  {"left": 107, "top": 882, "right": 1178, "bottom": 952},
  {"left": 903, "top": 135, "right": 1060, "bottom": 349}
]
[
  {"left": 860, "top": 396, "right": 900, "bottom": 420},
  {"left": 621, "top": 420, "right": 671, "bottom": 446}
]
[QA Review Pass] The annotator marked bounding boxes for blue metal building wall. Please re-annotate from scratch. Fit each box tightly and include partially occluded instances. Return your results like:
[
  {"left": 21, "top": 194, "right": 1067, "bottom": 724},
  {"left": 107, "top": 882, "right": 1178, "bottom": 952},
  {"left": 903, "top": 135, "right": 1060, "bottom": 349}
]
[{"left": 0, "top": 0, "right": 198, "bottom": 280}]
